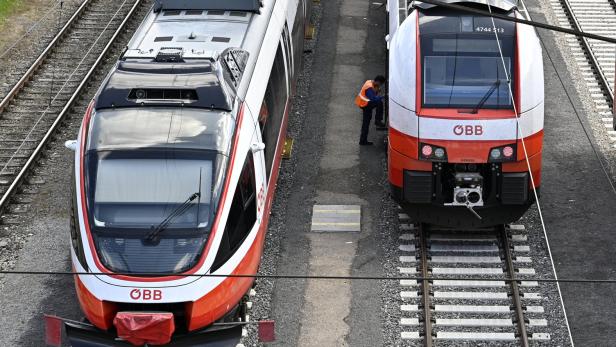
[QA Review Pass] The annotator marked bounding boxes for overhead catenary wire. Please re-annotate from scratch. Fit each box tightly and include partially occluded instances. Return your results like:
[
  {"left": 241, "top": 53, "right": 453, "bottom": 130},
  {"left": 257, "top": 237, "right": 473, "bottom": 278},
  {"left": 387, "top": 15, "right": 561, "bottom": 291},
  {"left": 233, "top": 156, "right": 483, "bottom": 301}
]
[
  {"left": 0, "top": 0, "right": 132, "bottom": 177},
  {"left": 4, "top": 269, "right": 616, "bottom": 283},
  {"left": 0, "top": 0, "right": 67, "bottom": 61},
  {"left": 415, "top": 0, "right": 616, "bottom": 44},
  {"left": 486, "top": 0, "right": 574, "bottom": 344}
]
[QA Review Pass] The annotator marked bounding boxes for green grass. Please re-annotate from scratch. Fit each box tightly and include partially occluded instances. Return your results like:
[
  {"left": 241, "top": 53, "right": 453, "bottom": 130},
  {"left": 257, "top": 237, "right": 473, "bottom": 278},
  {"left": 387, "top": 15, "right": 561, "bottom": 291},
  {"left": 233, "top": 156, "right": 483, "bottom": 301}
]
[{"left": 0, "top": 0, "right": 22, "bottom": 22}]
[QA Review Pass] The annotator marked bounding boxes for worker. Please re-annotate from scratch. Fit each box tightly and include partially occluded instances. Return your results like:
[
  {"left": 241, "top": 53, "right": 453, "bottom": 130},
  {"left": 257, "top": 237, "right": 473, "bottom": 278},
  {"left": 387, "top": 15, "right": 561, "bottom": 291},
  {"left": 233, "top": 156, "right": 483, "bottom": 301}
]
[{"left": 355, "top": 75, "right": 387, "bottom": 146}]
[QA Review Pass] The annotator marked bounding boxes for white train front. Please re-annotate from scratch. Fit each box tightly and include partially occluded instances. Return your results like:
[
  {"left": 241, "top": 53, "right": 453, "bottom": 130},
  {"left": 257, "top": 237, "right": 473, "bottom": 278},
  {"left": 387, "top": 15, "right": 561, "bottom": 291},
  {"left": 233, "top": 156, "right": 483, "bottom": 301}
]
[
  {"left": 62, "top": 0, "right": 309, "bottom": 345},
  {"left": 387, "top": 0, "right": 544, "bottom": 227}
]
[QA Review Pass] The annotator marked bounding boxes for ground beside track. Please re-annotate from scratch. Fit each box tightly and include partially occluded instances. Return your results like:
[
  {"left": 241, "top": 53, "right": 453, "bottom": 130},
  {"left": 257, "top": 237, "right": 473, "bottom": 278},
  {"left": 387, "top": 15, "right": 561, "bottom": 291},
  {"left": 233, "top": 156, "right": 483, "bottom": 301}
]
[{"left": 525, "top": 0, "right": 616, "bottom": 344}]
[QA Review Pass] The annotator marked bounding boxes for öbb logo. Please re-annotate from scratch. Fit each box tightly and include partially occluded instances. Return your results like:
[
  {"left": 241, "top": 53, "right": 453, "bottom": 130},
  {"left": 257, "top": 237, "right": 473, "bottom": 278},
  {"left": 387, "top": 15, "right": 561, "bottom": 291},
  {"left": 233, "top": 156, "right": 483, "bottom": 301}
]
[
  {"left": 453, "top": 125, "right": 483, "bottom": 136},
  {"left": 130, "top": 289, "right": 162, "bottom": 301}
]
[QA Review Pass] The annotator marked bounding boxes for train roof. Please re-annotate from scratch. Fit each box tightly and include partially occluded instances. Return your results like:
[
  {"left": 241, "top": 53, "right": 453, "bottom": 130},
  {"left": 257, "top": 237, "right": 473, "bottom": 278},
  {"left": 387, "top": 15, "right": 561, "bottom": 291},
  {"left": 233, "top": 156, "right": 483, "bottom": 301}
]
[
  {"left": 95, "top": 61, "right": 235, "bottom": 111},
  {"left": 154, "top": 0, "right": 262, "bottom": 13},
  {"left": 124, "top": 3, "right": 254, "bottom": 61},
  {"left": 413, "top": 0, "right": 518, "bottom": 11},
  {"left": 97, "top": 0, "right": 272, "bottom": 110}
]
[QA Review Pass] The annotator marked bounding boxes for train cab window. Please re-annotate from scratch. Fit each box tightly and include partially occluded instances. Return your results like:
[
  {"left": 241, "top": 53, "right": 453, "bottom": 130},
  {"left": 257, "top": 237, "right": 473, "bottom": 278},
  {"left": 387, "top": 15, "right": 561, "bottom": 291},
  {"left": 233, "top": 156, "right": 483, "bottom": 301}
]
[
  {"left": 84, "top": 108, "right": 233, "bottom": 275},
  {"left": 420, "top": 16, "right": 515, "bottom": 109},
  {"left": 261, "top": 44, "right": 289, "bottom": 177},
  {"left": 212, "top": 153, "right": 257, "bottom": 270}
]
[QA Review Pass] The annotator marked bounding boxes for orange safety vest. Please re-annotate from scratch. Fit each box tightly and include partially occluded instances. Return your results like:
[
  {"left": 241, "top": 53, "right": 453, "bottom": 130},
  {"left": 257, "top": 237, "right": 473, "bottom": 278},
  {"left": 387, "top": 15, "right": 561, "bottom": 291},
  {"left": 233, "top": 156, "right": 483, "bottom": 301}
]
[{"left": 355, "top": 80, "right": 375, "bottom": 108}]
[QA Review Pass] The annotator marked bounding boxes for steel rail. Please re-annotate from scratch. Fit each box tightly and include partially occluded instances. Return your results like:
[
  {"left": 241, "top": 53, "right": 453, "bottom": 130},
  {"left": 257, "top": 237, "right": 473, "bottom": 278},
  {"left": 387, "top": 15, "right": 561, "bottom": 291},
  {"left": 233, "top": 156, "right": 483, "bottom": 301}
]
[
  {"left": 556, "top": 0, "right": 614, "bottom": 118},
  {"left": 418, "top": 224, "right": 433, "bottom": 347},
  {"left": 0, "top": 0, "right": 145, "bottom": 213},
  {"left": 0, "top": 0, "right": 93, "bottom": 114},
  {"left": 499, "top": 225, "right": 529, "bottom": 347}
]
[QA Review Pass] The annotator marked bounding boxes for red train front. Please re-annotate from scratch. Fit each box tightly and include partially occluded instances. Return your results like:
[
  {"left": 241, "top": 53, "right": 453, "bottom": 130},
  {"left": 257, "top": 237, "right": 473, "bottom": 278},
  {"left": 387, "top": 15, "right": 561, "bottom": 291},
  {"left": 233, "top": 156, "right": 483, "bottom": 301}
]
[{"left": 386, "top": 0, "right": 544, "bottom": 227}]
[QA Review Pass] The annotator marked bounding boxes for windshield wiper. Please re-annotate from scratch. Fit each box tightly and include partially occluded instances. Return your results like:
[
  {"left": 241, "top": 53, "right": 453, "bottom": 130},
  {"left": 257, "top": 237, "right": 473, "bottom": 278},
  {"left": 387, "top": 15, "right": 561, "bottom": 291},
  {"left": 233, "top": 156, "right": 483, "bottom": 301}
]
[
  {"left": 469, "top": 80, "right": 501, "bottom": 114},
  {"left": 146, "top": 192, "right": 200, "bottom": 243}
]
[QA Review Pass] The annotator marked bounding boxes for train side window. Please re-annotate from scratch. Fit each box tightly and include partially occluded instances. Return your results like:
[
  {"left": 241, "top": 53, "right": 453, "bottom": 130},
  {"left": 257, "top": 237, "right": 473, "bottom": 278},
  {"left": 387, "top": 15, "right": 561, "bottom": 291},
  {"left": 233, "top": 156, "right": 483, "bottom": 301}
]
[
  {"left": 211, "top": 153, "right": 257, "bottom": 271},
  {"left": 261, "top": 44, "right": 289, "bottom": 177},
  {"left": 282, "top": 23, "right": 293, "bottom": 81},
  {"left": 70, "top": 170, "right": 87, "bottom": 270}
]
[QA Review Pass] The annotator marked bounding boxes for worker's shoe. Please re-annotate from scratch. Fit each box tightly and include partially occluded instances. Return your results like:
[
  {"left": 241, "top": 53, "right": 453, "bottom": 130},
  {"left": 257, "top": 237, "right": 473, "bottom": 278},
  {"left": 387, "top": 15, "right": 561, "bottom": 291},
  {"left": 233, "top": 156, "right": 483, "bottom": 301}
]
[
  {"left": 375, "top": 121, "right": 387, "bottom": 130},
  {"left": 359, "top": 141, "right": 373, "bottom": 146}
]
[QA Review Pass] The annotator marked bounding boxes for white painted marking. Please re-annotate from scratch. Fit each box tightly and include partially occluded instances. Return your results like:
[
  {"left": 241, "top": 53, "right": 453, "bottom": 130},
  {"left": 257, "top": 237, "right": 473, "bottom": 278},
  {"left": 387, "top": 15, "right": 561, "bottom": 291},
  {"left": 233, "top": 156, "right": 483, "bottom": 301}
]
[
  {"left": 434, "top": 305, "right": 510, "bottom": 313},
  {"left": 517, "top": 268, "right": 536, "bottom": 275},
  {"left": 399, "top": 255, "right": 415, "bottom": 263},
  {"left": 401, "top": 331, "right": 420, "bottom": 339},
  {"left": 431, "top": 256, "right": 502, "bottom": 264},
  {"left": 515, "top": 256, "right": 532, "bottom": 263},
  {"left": 528, "top": 319, "right": 548, "bottom": 327},
  {"left": 430, "top": 244, "right": 499, "bottom": 253},
  {"left": 432, "top": 267, "right": 502, "bottom": 275},
  {"left": 531, "top": 333, "right": 551, "bottom": 341},
  {"left": 400, "top": 317, "right": 420, "bottom": 326},
  {"left": 399, "top": 244, "right": 415, "bottom": 252},
  {"left": 398, "top": 267, "right": 417, "bottom": 274},
  {"left": 435, "top": 318, "right": 512, "bottom": 327},
  {"left": 433, "top": 280, "right": 506, "bottom": 287},
  {"left": 401, "top": 291, "right": 418, "bottom": 299},
  {"left": 434, "top": 291, "right": 508, "bottom": 300},
  {"left": 511, "top": 234, "right": 527, "bottom": 242},
  {"left": 401, "top": 304, "right": 419, "bottom": 312},
  {"left": 400, "top": 279, "right": 417, "bottom": 287},
  {"left": 522, "top": 292, "right": 542, "bottom": 300},
  {"left": 399, "top": 223, "right": 415, "bottom": 231},
  {"left": 436, "top": 332, "right": 515, "bottom": 341},
  {"left": 526, "top": 306, "right": 545, "bottom": 313}
]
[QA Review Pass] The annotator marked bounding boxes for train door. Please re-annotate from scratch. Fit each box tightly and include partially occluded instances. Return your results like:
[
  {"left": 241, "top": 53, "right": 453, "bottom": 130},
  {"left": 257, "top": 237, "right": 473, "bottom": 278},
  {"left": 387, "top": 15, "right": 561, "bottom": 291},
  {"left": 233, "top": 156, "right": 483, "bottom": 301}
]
[
  {"left": 211, "top": 141, "right": 260, "bottom": 271},
  {"left": 260, "top": 40, "right": 290, "bottom": 179}
]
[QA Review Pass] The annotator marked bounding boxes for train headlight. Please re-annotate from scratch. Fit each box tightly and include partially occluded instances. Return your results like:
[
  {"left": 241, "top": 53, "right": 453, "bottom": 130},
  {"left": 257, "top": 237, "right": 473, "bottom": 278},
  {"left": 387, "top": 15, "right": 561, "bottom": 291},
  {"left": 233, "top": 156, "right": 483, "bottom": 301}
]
[
  {"left": 490, "top": 148, "right": 502, "bottom": 160},
  {"left": 419, "top": 143, "right": 447, "bottom": 162},
  {"left": 135, "top": 89, "right": 146, "bottom": 99},
  {"left": 503, "top": 146, "right": 514, "bottom": 158},
  {"left": 488, "top": 144, "right": 516, "bottom": 162}
]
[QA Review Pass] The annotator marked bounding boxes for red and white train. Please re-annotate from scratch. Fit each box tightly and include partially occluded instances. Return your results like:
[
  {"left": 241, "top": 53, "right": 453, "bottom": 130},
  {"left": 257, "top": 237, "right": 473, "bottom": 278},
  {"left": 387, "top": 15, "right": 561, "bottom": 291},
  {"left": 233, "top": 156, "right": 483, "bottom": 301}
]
[
  {"left": 62, "top": 0, "right": 309, "bottom": 345},
  {"left": 386, "top": 0, "right": 544, "bottom": 227}
]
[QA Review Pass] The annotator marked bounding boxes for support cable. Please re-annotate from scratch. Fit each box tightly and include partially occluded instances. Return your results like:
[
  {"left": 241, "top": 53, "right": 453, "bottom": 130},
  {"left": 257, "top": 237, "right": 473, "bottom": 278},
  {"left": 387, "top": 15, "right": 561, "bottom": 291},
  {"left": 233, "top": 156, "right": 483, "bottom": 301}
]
[{"left": 485, "top": 1, "right": 575, "bottom": 344}]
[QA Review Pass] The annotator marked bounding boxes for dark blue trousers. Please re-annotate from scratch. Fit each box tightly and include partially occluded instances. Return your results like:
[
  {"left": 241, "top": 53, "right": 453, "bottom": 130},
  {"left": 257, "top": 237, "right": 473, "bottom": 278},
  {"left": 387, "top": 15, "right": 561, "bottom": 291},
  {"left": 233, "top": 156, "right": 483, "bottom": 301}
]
[{"left": 360, "top": 100, "right": 384, "bottom": 143}]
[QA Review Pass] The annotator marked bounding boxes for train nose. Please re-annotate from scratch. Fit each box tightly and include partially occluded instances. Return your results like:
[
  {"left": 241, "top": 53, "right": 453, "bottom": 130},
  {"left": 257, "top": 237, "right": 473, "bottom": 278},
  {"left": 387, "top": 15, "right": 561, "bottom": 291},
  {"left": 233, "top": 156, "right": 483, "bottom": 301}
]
[{"left": 113, "top": 311, "right": 175, "bottom": 346}]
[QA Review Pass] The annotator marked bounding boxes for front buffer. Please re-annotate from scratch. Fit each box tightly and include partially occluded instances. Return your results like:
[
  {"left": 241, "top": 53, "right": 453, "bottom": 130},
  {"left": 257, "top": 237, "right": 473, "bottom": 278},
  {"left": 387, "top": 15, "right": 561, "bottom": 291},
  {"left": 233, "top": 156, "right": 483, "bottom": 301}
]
[
  {"left": 63, "top": 319, "right": 243, "bottom": 347},
  {"left": 389, "top": 144, "right": 540, "bottom": 228}
]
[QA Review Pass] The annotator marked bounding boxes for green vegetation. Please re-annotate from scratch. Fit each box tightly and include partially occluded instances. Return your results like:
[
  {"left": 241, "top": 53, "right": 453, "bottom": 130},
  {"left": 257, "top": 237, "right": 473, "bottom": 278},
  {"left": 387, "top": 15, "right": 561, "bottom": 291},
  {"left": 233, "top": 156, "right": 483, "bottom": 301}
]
[{"left": 0, "top": 0, "right": 22, "bottom": 22}]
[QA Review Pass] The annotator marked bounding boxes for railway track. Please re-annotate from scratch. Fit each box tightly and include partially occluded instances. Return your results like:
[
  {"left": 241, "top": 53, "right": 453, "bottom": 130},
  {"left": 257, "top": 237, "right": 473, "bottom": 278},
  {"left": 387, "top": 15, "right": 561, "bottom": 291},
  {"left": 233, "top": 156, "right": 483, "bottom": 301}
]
[
  {"left": 0, "top": 0, "right": 147, "bottom": 217},
  {"left": 397, "top": 213, "right": 552, "bottom": 346},
  {"left": 550, "top": 0, "right": 616, "bottom": 132}
]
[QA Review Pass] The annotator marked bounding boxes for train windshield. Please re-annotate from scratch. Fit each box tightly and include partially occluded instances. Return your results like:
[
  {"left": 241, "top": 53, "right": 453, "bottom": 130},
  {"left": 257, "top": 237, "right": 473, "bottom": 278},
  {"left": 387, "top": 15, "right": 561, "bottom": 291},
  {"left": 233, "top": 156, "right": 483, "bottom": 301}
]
[
  {"left": 420, "top": 16, "right": 515, "bottom": 109},
  {"left": 84, "top": 108, "right": 234, "bottom": 274}
]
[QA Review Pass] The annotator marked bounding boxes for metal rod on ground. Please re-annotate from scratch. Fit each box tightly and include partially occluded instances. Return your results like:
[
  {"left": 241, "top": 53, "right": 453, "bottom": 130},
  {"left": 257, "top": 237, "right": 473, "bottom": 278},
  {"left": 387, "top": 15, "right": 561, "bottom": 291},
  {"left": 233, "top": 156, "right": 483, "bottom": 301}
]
[
  {"left": 499, "top": 225, "right": 529, "bottom": 347},
  {"left": 418, "top": 224, "right": 433, "bottom": 347}
]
